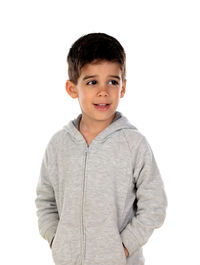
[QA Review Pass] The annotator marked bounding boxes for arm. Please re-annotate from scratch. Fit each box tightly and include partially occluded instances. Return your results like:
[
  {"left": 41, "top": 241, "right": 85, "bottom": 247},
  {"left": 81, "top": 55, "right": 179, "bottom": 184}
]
[
  {"left": 35, "top": 141, "right": 59, "bottom": 247},
  {"left": 120, "top": 137, "right": 168, "bottom": 256}
]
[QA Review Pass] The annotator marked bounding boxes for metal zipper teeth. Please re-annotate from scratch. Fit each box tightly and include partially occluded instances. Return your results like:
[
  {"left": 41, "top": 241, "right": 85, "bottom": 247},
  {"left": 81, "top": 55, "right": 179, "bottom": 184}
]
[{"left": 81, "top": 146, "right": 88, "bottom": 263}]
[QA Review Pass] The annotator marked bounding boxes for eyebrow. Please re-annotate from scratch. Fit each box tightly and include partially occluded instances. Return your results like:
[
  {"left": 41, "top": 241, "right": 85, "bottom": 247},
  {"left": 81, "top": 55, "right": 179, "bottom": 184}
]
[{"left": 82, "top": 75, "right": 121, "bottom": 81}]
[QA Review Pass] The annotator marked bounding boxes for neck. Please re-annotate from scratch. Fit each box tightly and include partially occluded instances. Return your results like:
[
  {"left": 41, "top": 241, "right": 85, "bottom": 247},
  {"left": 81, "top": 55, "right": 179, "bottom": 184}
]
[{"left": 79, "top": 113, "right": 115, "bottom": 135}]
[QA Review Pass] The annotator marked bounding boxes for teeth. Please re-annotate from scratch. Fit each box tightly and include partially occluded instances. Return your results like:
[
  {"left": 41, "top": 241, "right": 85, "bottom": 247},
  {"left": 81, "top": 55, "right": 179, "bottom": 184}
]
[{"left": 97, "top": 104, "right": 107, "bottom": 106}]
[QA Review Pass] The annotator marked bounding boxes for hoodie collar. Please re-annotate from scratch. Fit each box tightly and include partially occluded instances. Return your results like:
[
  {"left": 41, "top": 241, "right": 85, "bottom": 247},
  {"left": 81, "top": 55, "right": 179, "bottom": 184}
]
[{"left": 63, "top": 111, "right": 137, "bottom": 143}]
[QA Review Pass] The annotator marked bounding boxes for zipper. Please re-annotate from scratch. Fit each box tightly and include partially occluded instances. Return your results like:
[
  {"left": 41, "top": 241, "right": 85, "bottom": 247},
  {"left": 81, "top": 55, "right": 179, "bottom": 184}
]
[{"left": 81, "top": 145, "right": 89, "bottom": 264}]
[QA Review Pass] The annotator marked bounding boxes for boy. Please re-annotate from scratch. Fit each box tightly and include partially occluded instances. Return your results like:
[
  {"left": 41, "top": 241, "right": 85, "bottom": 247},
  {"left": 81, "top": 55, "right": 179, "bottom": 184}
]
[{"left": 35, "top": 32, "right": 167, "bottom": 265}]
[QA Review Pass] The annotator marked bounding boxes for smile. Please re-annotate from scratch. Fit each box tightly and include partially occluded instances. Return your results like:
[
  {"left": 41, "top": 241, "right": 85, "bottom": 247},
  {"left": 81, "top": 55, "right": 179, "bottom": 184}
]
[{"left": 93, "top": 103, "right": 111, "bottom": 111}]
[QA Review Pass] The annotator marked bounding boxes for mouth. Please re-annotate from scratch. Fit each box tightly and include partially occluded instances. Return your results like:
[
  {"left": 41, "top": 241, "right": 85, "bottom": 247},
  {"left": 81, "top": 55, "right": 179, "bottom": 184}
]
[{"left": 93, "top": 103, "right": 111, "bottom": 111}]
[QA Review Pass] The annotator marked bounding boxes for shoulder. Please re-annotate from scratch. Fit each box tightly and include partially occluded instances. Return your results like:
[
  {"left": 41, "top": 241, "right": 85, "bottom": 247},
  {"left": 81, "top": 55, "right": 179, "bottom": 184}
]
[
  {"left": 122, "top": 128, "right": 155, "bottom": 162},
  {"left": 45, "top": 128, "right": 67, "bottom": 153},
  {"left": 122, "top": 127, "right": 146, "bottom": 150}
]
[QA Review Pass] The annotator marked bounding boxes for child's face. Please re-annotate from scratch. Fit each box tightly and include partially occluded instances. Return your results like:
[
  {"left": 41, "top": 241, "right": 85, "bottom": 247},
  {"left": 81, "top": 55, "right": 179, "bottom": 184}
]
[{"left": 66, "top": 60, "right": 126, "bottom": 123}]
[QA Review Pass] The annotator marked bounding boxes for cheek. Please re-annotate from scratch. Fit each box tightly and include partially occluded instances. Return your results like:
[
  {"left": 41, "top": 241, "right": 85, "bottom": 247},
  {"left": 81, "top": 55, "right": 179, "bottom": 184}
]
[
  {"left": 111, "top": 90, "right": 121, "bottom": 100},
  {"left": 79, "top": 91, "right": 94, "bottom": 103}
]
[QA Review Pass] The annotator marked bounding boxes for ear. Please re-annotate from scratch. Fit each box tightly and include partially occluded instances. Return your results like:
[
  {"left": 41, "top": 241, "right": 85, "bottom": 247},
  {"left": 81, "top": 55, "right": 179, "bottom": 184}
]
[
  {"left": 120, "top": 79, "right": 126, "bottom": 98},
  {"left": 65, "top": 80, "right": 78, "bottom": 98}
]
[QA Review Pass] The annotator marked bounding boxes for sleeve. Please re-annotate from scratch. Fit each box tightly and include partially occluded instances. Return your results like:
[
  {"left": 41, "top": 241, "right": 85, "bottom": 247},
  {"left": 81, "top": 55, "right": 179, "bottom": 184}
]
[
  {"left": 120, "top": 136, "right": 168, "bottom": 256},
  {"left": 35, "top": 140, "right": 59, "bottom": 247}
]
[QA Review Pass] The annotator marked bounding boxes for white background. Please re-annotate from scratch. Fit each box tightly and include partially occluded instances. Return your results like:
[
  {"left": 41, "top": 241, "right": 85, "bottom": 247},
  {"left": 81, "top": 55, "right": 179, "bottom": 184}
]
[{"left": 0, "top": 0, "right": 199, "bottom": 264}]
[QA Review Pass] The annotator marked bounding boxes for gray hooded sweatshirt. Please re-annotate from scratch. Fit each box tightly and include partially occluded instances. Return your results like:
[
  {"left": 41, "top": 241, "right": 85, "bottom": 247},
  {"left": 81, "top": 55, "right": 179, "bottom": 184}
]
[{"left": 35, "top": 111, "right": 167, "bottom": 265}]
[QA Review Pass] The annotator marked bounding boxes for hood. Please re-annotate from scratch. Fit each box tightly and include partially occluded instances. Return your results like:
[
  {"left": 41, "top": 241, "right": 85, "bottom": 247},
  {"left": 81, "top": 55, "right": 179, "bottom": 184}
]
[{"left": 63, "top": 111, "right": 137, "bottom": 143}]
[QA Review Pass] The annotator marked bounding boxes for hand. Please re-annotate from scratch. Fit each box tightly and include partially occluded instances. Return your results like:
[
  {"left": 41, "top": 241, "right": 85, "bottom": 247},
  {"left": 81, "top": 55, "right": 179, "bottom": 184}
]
[
  {"left": 122, "top": 242, "right": 129, "bottom": 257},
  {"left": 50, "top": 237, "right": 54, "bottom": 248}
]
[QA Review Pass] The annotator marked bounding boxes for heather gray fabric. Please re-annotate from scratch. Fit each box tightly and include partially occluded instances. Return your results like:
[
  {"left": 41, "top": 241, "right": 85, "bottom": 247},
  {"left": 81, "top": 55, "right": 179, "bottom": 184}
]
[{"left": 35, "top": 111, "right": 167, "bottom": 265}]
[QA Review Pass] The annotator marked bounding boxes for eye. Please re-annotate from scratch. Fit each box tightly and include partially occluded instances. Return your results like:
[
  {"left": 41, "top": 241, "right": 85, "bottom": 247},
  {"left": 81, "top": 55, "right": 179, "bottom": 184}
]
[
  {"left": 109, "top": 80, "right": 119, "bottom": 85},
  {"left": 87, "top": 80, "right": 97, "bottom": 85}
]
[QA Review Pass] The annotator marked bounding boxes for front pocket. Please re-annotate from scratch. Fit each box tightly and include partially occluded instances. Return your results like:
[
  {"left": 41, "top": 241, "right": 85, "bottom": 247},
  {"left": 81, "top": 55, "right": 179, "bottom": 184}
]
[
  {"left": 85, "top": 218, "right": 127, "bottom": 265},
  {"left": 120, "top": 240, "right": 127, "bottom": 262},
  {"left": 51, "top": 221, "right": 72, "bottom": 264}
]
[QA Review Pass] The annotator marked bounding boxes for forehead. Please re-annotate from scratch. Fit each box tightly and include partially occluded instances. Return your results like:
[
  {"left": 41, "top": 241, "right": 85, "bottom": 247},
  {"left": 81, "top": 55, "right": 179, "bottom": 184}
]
[{"left": 80, "top": 60, "right": 122, "bottom": 77}]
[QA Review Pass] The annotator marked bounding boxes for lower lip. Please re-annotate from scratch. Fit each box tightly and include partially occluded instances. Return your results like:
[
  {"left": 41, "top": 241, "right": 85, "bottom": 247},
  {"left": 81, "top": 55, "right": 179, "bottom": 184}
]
[{"left": 93, "top": 104, "right": 111, "bottom": 111}]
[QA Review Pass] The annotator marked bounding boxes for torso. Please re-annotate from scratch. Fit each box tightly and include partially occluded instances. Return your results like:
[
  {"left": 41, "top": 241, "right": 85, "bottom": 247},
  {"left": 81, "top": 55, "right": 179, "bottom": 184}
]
[
  {"left": 80, "top": 131, "right": 98, "bottom": 147},
  {"left": 78, "top": 119, "right": 106, "bottom": 147}
]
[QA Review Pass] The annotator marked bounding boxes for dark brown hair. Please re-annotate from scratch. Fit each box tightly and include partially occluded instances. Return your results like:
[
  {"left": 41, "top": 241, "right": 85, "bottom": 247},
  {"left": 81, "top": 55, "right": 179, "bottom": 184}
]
[{"left": 67, "top": 32, "right": 126, "bottom": 85}]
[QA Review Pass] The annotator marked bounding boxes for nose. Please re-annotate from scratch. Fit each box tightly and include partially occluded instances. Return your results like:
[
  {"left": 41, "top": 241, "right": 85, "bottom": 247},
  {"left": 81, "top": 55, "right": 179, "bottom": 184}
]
[{"left": 97, "top": 86, "right": 109, "bottom": 97}]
